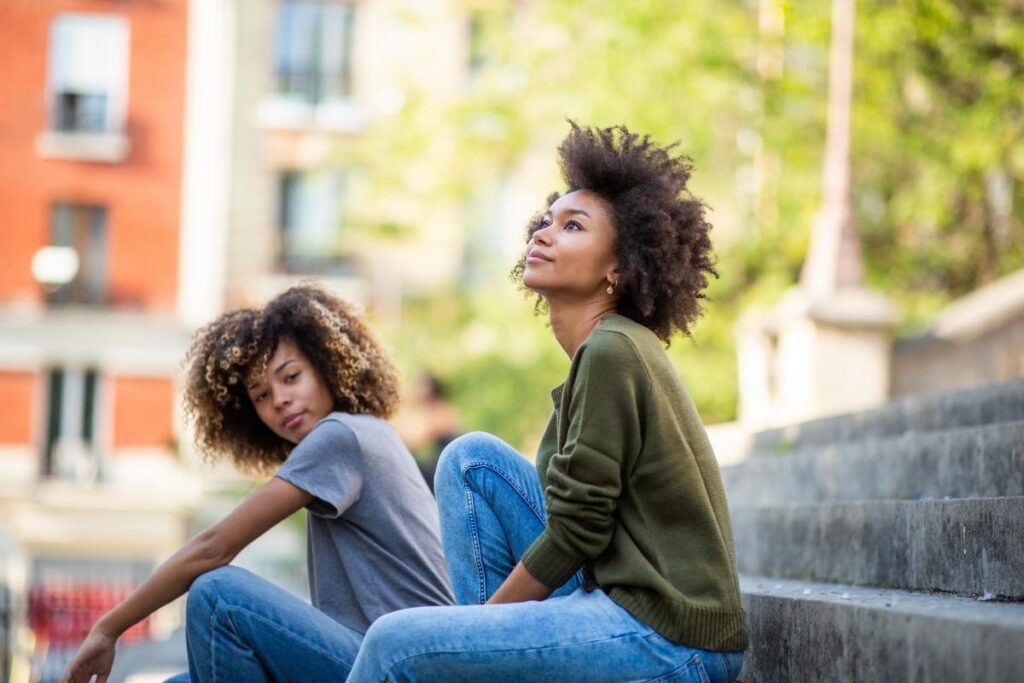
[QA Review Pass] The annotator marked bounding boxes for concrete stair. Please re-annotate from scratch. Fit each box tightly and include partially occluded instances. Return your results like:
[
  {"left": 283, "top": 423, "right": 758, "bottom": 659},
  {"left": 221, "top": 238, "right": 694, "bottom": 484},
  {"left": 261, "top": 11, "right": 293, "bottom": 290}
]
[
  {"left": 740, "top": 576, "right": 1024, "bottom": 682},
  {"left": 749, "top": 378, "right": 1024, "bottom": 453},
  {"left": 723, "top": 378, "right": 1024, "bottom": 682}
]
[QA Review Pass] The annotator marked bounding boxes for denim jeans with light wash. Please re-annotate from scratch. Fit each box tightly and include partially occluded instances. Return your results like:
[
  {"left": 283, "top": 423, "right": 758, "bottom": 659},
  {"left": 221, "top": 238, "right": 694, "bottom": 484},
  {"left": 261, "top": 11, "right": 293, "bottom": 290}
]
[
  {"left": 167, "top": 431, "right": 744, "bottom": 683},
  {"left": 163, "top": 564, "right": 364, "bottom": 683},
  {"left": 346, "top": 431, "right": 745, "bottom": 682}
]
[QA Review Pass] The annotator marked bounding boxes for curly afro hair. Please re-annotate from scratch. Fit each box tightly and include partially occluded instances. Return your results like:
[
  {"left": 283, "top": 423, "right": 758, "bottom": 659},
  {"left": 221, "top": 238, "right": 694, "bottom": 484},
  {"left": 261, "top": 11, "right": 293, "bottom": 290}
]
[
  {"left": 182, "top": 284, "right": 401, "bottom": 475},
  {"left": 512, "top": 122, "right": 718, "bottom": 343}
]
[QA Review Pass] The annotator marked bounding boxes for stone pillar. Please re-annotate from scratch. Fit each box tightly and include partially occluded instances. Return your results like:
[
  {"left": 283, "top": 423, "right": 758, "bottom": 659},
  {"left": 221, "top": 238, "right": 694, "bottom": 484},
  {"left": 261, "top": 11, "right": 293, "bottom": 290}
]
[{"left": 736, "top": 0, "right": 897, "bottom": 430}]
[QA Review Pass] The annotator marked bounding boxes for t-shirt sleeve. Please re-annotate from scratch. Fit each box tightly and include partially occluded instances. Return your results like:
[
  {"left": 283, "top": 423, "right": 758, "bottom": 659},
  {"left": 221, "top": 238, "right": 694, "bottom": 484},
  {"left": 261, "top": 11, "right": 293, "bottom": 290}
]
[
  {"left": 520, "top": 331, "right": 647, "bottom": 588},
  {"left": 275, "top": 417, "right": 364, "bottom": 519}
]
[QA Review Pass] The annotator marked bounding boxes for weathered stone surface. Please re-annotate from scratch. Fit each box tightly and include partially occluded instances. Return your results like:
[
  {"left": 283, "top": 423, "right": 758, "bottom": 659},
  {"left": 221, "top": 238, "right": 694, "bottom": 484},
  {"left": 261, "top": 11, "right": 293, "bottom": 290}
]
[
  {"left": 751, "top": 378, "right": 1024, "bottom": 454},
  {"left": 739, "top": 575, "right": 1024, "bottom": 683},
  {"left": 722, "top": 420, "right": 1024, "bottom": 504},
  {"left": 730, "top": 497, "right": 1024, "bottom": 597}
]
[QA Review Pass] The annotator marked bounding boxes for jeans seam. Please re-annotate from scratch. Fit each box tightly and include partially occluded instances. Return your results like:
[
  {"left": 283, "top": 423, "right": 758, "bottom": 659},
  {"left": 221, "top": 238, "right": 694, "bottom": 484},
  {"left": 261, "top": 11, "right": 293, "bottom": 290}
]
[
  {"left": 462, "top": 460, "right": 548, "bottom": 525},
  {"left": 382, "top": 631, "right": 649, "bottom": 678},
  {"left": 462, "top": 479, "right": 489, "bottom": 604},
  {"left": 212, "top": 597, "right": 352, "bottom": 674},
  {"left": 211, "top": 597, "right": 222, "bottom": 683},
  {"left": 460, "top": 460, "right": 550, "bottom": 604},
  {"left": 647, "top": 653, "right": 709, "bottom": 683}
]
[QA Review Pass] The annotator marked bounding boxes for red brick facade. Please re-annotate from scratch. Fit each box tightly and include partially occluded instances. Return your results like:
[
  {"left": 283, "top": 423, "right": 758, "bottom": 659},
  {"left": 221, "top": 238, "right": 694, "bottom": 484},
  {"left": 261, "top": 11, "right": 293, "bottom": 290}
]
[
  {"left": 111, "top": 376, "right": 176, "bottom": 449},
  {"left": 0, "top": 372, "right": 37, "bottom": 444},
  {"left": 0, "top": 0, "right": 188, "bottom": 450}
]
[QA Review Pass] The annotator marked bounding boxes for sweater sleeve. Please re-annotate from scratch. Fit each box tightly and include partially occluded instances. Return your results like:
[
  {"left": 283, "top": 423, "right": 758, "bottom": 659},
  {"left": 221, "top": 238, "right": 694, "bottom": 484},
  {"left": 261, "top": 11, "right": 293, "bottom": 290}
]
[{"left": 520, "top": 331, "right": 647, "bottom": 588}]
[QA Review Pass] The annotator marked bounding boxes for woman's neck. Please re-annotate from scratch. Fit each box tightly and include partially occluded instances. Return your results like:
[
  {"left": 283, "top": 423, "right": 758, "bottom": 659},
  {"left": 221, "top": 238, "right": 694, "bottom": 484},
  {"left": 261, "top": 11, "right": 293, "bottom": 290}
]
[{"left": 547, "top": 299, "right": 617, "bottom": 359}]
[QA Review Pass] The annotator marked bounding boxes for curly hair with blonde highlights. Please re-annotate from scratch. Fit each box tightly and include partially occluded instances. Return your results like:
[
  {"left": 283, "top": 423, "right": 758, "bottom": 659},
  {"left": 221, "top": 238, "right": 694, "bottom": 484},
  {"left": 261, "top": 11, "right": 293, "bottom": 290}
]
[
  {"left": 182, "top": 284, "right": 402, "bottom": 475},
  {"left": 512, "top": 122, "right": 719, "bottom": 344}
]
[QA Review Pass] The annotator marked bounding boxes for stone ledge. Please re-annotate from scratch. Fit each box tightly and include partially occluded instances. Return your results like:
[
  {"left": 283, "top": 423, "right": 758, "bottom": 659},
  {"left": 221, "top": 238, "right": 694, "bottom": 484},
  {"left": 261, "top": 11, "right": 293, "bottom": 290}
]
[
  {"left": 739, "top": 574, "right": 1024, "bottom": 683},
  {"left": 730, "top": 496, "right": 1024, "bottom": 597},
  {"left": 723, "top": 420, "right": 1024, "bottom": 503}
]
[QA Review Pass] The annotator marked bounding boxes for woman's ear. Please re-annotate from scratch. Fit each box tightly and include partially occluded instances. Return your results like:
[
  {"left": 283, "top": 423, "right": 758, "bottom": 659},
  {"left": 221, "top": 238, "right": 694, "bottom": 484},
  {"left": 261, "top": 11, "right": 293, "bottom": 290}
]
[{"left": 606, "top": 264, "right": 620, "bottom": 287}]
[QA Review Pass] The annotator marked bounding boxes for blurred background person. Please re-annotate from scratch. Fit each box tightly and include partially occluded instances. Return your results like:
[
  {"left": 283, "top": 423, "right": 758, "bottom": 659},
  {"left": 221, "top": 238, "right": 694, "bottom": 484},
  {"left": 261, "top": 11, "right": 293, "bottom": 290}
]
[{"left": 394, "top": 373, "right": 461, "bottom": 492}]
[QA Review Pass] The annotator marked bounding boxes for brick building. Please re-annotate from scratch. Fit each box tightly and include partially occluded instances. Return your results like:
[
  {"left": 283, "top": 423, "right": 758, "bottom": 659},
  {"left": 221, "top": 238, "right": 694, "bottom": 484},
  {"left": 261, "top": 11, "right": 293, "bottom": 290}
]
[
  {"left": 0, "top": 1, "right": 530, "bottom": 679},
  {"left": 0, "top": 1, "right": 200, "bottom": 680}
]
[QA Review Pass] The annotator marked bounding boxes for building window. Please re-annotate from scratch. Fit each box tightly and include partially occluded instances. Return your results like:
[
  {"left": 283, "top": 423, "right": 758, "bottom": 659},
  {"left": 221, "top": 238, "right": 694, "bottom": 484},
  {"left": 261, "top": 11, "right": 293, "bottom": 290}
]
[
  {"left": 46, "top": 203, "right": 108, "bottom": 306},
  {"left": 42, "top": 368, "right": 101, "bottom": 481},
  {"left": 278, "top": 170, "right": 352, "bottom": 274},
  {"left": 47, "top": 13, "right": 130, "bottom": 134},
  {"left": 275, "top": 1, "right": 357, "bottom": 104}
]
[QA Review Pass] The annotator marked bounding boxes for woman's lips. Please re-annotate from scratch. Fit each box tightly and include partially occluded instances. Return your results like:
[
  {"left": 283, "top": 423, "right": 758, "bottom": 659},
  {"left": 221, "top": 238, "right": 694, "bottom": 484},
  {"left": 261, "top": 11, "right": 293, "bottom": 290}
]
[
  {"left": 284, "top": 413, "right": 304, "bottom": 429},
  {"left": 526, "top": 251, "right": 552, "bottom": 264}
]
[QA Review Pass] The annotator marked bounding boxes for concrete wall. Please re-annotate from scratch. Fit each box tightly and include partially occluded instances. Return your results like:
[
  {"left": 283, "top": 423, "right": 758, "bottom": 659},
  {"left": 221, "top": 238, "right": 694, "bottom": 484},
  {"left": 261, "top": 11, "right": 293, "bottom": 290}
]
[{"left": 892, "top": 316, "right": 1024, "bottom": 397}]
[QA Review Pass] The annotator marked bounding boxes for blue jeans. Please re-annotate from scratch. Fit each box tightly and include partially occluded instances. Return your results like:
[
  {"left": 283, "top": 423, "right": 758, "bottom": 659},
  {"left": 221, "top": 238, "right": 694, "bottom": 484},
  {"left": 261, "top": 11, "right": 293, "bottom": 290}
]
[
  {"left": 346, "top": 431, "right": 745, "bottom": 682},
  {"left": 164, "top": 565, "right": 364, "bottom": 683}
]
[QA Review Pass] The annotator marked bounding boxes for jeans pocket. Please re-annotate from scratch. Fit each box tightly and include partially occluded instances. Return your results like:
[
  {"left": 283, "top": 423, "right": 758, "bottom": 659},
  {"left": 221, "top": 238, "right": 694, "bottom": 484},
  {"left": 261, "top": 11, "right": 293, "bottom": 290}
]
[
  {"left": 722, "top": 651, "right": 745, "bottom": 681},
  {"left": 647, "top": 653, "right": 711, "bottom": 683}
]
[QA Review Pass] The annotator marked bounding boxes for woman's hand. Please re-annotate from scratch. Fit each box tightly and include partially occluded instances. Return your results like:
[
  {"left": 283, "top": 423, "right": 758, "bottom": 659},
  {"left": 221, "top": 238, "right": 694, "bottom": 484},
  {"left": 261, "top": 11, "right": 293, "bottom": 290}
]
[
  {"left": 61, "top": 627, "right": 117, "bottom": 683},
  {"left": 486, "top": 562, "right": 554, "bottom": 604}
]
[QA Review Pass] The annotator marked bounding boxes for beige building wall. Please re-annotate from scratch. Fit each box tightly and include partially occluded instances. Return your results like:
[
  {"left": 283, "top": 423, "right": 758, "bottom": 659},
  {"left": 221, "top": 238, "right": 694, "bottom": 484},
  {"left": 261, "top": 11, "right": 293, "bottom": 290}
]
[{"left": 224, "top": 0, "right": 480, "bottom": 314}]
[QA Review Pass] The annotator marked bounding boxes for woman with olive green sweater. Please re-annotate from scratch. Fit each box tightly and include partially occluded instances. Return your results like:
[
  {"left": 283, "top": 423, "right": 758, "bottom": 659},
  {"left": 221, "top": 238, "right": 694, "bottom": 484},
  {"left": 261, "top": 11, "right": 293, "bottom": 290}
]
[{"left": 348, "top": 123, "right": 748, "bottom": 683}]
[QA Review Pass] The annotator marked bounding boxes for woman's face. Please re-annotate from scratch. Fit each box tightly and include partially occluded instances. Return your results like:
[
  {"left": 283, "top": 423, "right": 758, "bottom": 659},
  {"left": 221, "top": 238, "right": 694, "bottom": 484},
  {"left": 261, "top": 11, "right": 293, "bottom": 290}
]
[
  {"left": 246, "top": 339, "right": 335, "bottom": 444},
  {"left": 522, "top": 189, "right": 619, "bottom": 300}
]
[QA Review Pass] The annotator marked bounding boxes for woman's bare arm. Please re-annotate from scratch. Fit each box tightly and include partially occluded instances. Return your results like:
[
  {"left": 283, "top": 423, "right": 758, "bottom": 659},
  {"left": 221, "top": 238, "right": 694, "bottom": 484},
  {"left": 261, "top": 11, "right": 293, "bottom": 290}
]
[{"left": 62, "top": 478, "right": 312, "bottom": 683}]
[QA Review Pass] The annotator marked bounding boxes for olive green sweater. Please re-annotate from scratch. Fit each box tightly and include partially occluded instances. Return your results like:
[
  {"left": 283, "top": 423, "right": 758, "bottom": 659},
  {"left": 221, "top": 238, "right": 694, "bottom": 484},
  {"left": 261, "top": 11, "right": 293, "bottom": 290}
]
[{"left": 520, "top": 314, "right": 748, "bottom": 651}]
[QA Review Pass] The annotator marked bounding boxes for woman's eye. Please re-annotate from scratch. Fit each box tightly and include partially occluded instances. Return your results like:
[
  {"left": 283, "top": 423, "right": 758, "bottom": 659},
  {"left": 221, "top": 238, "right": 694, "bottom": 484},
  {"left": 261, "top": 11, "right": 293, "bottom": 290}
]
[
  {"left": 253, "top": 392, "right": 267, "bottom": 403},
  {"left": 565, "top": 220, "right": 582, "bottom": 231},
  {"left": 286, "top": 372, "right": 300, "bottom": 383}
]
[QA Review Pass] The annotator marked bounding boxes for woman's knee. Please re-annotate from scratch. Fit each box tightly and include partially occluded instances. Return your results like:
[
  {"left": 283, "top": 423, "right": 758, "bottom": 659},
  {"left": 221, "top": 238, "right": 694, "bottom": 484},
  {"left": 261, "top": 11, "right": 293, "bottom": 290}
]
[
  {"left": 186, "top": 565, "right": 248, "bottom": 615},
  {"left": 357, "top": 607, "right": 437, "bottom": 676},
  {"left": 434, "top": 431, "right": 509, "bottom": 490}
]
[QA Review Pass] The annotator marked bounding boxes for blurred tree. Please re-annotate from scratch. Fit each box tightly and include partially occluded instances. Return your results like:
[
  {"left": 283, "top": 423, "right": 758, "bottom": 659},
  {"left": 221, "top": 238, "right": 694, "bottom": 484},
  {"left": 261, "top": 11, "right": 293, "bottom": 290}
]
[
  {"left": 746, "top": 0, "right": 1024, "bottom": 328},
  {"left": 355, "top": 0, "right": 1024, "bottom": 449},
  {"left": 855, "top": 0, "right": 1024, "bottom": 326}
]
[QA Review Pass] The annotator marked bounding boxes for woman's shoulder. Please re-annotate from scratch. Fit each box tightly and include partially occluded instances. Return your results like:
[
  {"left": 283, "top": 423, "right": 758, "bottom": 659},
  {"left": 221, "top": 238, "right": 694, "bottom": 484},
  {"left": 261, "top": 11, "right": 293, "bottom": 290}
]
[
  {"left": 310, "top": 412, "right": 410, "bottom": 459},
  {"left": 570, "top": 320, "right": 652, "bottom": 392},
  {"left": 301, "top": 413, "right": 362, "bottom": 451},
  {"left": 582, "top": 314, "right": 661, "bottom": 363},
  {"left": 316, "top": 410, "right": 393, "bottom": 428},
  {"left": 597, "top": 313, "right": 661, "bottom": 344}
]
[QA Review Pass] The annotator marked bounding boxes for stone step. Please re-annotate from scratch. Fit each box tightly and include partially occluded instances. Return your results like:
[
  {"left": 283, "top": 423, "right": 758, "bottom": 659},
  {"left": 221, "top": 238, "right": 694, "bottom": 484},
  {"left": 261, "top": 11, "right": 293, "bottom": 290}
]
[
  {"left": 722, "top": 420, "right": 1024, "bottom": 504},
  {"left": 750, "top": 378, "right": 1024, "bottom": 455},
  {"left": 738, "top": 575, "right": 1024, "bottom": 683},
  {"left": 729, "top": 496, "right": 1024, "bottom": 598}
]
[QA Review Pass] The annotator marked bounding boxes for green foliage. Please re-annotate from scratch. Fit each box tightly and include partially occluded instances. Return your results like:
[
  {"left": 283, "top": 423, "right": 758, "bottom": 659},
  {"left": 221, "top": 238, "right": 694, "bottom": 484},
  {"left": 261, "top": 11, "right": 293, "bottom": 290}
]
[
  {"left": 855, "top": 0, "right": 1024, "bottom": 302},
  {"left": 380, "top": 286, "right": 570, "bottom": 454}
]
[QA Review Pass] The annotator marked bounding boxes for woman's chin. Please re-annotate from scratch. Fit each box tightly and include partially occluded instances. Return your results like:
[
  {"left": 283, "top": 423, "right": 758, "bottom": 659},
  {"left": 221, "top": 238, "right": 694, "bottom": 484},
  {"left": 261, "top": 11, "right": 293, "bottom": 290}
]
[
  {"left": 522, "top": 280, "right": 547, "bottom": 297},
  {"left": 521, "top": 273, "right": 546, "bottom": 293}
]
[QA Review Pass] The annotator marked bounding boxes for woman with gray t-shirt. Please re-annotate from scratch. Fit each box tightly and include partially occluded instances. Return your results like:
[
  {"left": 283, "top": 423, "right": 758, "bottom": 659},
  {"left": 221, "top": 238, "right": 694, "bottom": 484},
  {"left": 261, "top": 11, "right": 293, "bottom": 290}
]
[{"left": 62, "top": 286, "right": 454, "bottom": 683}]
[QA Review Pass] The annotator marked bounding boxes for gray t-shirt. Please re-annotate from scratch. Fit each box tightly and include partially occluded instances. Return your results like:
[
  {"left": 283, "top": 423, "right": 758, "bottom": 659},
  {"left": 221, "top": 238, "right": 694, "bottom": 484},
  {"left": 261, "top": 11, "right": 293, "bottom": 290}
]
[{"left": 275, "top": 412, "right": 454, "bottom": 632}]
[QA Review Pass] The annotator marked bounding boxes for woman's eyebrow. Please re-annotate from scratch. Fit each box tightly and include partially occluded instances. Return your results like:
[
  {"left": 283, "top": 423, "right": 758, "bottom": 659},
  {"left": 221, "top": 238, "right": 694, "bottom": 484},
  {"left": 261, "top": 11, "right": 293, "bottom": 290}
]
[
  {"left": 546, "top": 208, "right": 591, "bottom": 219},
  {"left": 273, "top": 359, "right": 297, "bottom": 374},
  {"left": 248, "top": 359, "right": 298, "bottom": 389}
]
